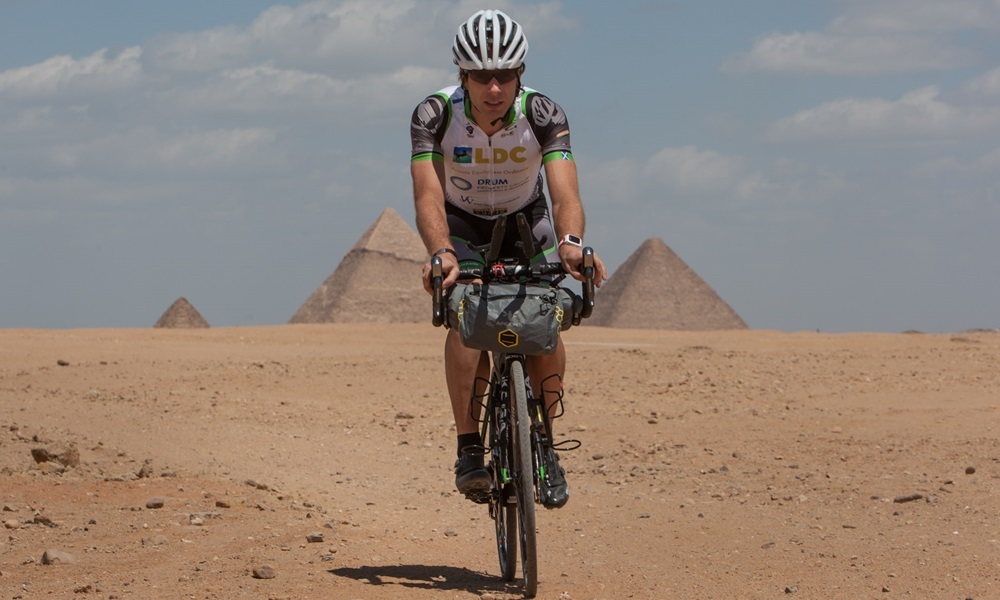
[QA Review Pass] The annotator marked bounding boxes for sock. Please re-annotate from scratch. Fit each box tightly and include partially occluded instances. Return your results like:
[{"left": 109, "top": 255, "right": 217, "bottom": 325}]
[{"left": 457, "top": 432, "right": 482, "bottom": 457}]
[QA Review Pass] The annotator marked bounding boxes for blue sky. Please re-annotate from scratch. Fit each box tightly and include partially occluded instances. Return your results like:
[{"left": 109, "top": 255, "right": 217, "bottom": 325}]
[{"left": 1, "top": 0, "right": 997, "bottom": 332}]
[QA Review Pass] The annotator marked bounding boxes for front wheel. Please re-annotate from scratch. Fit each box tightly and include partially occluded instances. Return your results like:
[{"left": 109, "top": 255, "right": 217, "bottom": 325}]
[
  {"left": 491, "top": 402, "right": 517, "bottom": 582},
  {"left": 494, "top": 483, "right": 517, "bottom": 581},
  {"left": 510, "top": 360, "right": 538, "bottom": 597}
]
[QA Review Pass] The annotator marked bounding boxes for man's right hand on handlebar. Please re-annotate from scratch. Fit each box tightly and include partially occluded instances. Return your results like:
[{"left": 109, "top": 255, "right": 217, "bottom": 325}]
[{"left": 423, "top": 248, "right": 460, "bottom": 294}]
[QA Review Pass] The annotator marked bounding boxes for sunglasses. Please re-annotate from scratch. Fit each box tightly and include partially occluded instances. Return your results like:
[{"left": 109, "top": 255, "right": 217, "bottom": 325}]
[{"left": 465, "top": 68, "right": 521, "bottom": 85}]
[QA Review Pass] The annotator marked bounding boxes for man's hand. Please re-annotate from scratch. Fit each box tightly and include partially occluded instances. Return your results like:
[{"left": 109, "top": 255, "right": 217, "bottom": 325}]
[
  {"left": 422, "top": 250, "right": 460, "bottom": 294},
  {"left": 558, "top": 244, "right": 607, "bottom": 287}
]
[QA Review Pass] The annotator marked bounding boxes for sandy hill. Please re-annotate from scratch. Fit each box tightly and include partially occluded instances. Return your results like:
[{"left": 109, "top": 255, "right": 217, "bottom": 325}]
[
  {"left": 153, "top": 297, "right": 210, "bottom": 328},
  {"left": 290, "top": 208, "right": 429, "bottom": 323},
  {"left": 589, "top": 237, "right": 747, "bottom": 330}
]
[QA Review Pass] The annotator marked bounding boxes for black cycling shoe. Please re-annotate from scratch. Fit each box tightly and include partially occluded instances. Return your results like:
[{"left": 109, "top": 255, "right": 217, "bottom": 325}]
[
  {"left": 539, "top": 445, "right": 569, "bottom": 509},
  {"left": 454, "top": 448, "right": 490, "bottom": 499}
]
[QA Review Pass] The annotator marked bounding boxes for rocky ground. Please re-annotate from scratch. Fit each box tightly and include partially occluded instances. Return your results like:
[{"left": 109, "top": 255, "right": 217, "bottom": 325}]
[{"left": 1, "top": 324, "right": 998, "bottom": 599}]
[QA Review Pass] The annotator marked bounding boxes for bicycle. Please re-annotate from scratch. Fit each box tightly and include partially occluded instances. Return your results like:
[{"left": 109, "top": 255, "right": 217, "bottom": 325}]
[{"left": 430, "top": 214, "right": 596, "bottom": 597}]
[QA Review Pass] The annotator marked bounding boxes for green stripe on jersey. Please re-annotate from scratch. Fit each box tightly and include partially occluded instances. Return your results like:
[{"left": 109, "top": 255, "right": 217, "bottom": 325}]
[
  {"left": 412, "top": 152, "right": 443, "bottom": 163},
  {"left": 542, "top": 150, "right": 574, "bottom": 163}
]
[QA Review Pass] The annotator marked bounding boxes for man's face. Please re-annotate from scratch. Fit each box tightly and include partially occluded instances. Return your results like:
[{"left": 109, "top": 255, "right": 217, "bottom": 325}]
[{"left": 463, "top": 68, "right": 521, "bottom": 126}]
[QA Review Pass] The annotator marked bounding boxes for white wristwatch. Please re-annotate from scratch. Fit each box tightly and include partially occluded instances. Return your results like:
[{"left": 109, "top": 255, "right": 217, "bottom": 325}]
[{"left": 558, "top": 234, "right": 583, "bottom": 248}]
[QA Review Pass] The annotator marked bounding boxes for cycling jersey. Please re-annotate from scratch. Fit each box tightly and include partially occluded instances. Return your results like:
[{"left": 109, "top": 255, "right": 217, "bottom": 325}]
[{"left": 410, "top": 86, "right": 573, "bottom": 219}]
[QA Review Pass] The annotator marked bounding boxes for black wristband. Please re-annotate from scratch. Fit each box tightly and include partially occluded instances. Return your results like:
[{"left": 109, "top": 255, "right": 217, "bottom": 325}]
[{"left": 433, "top": 248, "right": 458, "bottom": 259}]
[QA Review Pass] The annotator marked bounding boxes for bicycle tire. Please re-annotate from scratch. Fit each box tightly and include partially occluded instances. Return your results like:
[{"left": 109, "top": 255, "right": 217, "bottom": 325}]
[
  {"left": 510, "top": 359, "right": 538, "bottom": 597},
  {"left": 491, "top": 397, "right": 518, "bottom": 582}
]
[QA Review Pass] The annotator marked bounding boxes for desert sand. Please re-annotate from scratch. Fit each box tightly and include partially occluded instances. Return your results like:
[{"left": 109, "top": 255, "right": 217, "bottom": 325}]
[{"left": 1, "top": 324, "right": 998, "bottom": 599}]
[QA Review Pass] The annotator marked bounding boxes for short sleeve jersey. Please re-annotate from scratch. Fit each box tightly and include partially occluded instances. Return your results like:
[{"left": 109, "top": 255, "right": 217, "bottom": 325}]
[{"left": 410, "top": 86, "right": 573, "bottom": 218}]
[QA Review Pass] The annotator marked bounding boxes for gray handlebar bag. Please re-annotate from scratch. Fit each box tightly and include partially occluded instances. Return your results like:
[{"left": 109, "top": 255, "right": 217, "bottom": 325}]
[{"left": 447, "top": 282, "right": 577, "bottom": 355}]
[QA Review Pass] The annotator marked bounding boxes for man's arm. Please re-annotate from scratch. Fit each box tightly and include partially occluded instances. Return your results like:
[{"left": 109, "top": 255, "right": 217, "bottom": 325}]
[
  {"left": 545, "top": 158, "right": 585, "bottom": 241},
  {"left": 545, "top": 159, "right": 607, "bottom": 285},
  {"left": 412, "top": 159, "right": 450, "bottom": 253},
  {"left": 412, "top": 159, "right": 459, "bottom": 292}
]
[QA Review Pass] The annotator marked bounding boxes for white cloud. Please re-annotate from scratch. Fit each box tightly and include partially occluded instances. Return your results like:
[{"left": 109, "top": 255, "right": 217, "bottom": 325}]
[
  {"left": 162, "top": 63, "right": 450, "bottom": 118},
  {"left": 830, "top": 0, "right": 1000, "bottom": 34},
  {"left": 46, "top": 127, "right": 280, "bottom": 173},
  {"left": 0, "top": 0, "right": 571, "bottom": 132},
  {"left": 642, "top": 146, "right": 746, "bottom": 194},
  {"left": 725, "top": 0, "right": 997, "bottom": 75},
  {"left": 963, "top": 66, "right": 1000, "bottom": 101},
  {"left": 131, "top": 0, "right": 570, "bottom": 121},
  {"left": 0, "top": 47, "right": 143, "bottom": 98},
  {"left": 10, "top": 106, "right": 54, "bottom": 130},
  {"left": 601, "top": 146, "right": 849, "bottom": 219},
  {"left": 579, "top": 158, "right": 641, "bottom": 207},
  {"left": 768, "top": 85, "right": 1000, "bottom": 141},
  {"left": 149, "top": 0, "right": 571, "bottom": 74},
  {"left": 916, "top": 147, "right": 1000, "bottom": 177},
  {"left": 156, "top": 128, "right": 280, "bottom": 169},
  {"left": 725, "top": 31, "right": 973, "bottom": 75},
  {"left": 167, "top": 64, "right": 351, "bottom": 111}
]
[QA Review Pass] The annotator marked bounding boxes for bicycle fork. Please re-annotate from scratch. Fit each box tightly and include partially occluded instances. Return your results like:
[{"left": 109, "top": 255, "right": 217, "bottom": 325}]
[{"left": 485, "top": 377, "right": 518, "bottom": 511}]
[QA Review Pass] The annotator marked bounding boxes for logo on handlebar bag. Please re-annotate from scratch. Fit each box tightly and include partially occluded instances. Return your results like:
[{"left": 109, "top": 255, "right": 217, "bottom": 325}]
[{"left": 498, "top": 329, "right": 519, "bottom": 348}]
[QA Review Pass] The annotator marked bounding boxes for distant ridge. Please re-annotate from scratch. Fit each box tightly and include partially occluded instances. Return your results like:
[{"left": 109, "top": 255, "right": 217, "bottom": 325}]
[
  {"left": 290, "top": 208, "right": 429, "bottom": 323},
  {"left": 154, "top": 297, "right": 210, "bottom": 328},
  {"left": 589, "top": 238, "right": 747, "bottom": 330}
]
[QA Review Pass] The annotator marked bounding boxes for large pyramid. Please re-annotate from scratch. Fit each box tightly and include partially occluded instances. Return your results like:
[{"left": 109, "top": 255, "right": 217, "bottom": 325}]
[
  {"left": 589, "top": 238, "right": 747, "bottom": 330},
  {"left": 154, "top": 297, "right": 210, "bottom": 328},
  {"left": 290, "top": 208, "right": 429, "bottom": 323}
]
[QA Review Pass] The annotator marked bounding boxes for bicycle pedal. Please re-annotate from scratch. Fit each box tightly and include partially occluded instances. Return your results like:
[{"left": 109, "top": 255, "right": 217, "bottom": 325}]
[{"left": 464, "top": 490, "right": 490, "bottom": 504}]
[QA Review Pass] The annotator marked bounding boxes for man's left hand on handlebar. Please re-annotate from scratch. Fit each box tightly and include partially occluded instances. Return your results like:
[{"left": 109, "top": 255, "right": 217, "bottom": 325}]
[{"left": 558, "top": 244, "right": 607, "bottom": 287}]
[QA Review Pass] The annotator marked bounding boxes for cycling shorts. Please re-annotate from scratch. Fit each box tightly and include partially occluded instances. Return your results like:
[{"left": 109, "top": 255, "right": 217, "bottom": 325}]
[{"left": 446, "top": 197, "right": 559, "bottom": 268}]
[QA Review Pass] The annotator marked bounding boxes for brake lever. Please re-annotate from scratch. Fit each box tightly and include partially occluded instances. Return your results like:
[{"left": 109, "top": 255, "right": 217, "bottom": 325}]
[
  {"left": 580, "top": 247, "right": 595, "bottom": 319},
  {"left": 431, "top": 255, "right": 444, "bottom": 327}
]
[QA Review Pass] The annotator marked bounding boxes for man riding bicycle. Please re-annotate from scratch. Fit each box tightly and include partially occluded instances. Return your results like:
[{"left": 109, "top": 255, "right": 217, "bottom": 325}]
[{"left": 410, "top": 9, "right": 606, "bottom": 508}]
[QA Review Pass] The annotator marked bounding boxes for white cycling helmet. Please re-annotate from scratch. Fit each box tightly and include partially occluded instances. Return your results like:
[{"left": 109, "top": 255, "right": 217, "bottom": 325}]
[{"left": 452, "top": 9, "right": 528, "bottom": 70}]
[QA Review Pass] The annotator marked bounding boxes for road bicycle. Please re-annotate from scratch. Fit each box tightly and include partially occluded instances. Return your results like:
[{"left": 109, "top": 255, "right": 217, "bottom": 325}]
[{"left": 430, "top": 214, "right": 595, "bottom": 597}]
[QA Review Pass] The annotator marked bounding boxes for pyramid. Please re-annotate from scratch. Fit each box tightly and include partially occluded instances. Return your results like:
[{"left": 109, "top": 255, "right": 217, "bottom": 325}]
[
  {"left": 290, "top": 207, "right": 429, "bottom": 323},
  {"left": 588, "top": 238, "right": 747, "bottom": 330},
  {"left": 154, "top": 297, "right": 210, "bottom": 328}
]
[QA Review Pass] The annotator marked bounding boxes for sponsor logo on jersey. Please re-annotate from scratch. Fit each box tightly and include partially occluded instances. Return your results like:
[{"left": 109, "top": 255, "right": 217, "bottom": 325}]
[
  {"left": 531, "top": 95, "right": 566, "bottom": 127},
  {"left": 450, "top": 176, "right": 473, "bottom": 191},
  {"left": 473, "top": 207, "right": 509, "bottom": 216},
  {"left": 473, "top": 147, "right": 527, "bottom": 164},
  {"left": 478, "top": 178, "right": 508, "bottom": 186},
  {"left": 453, "top": 147, "right": 472, "bottom": 163}
]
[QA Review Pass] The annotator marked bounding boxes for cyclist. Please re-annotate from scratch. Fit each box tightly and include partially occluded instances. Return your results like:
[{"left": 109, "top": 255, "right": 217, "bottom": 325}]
[{"left": 410, "top": 9, "right": 606, "bottom": 508}]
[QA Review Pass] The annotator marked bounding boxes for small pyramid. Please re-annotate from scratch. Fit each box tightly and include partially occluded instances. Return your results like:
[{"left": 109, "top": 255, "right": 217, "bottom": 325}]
[
  {"left": 154, "top": 297, "right": 210, "bottom": 328},
  {"left": 589, "top": 238, "right": 747, "bottom": 330},
  {"left": 290, "top": 208, "right": 429, "bottom": 323}
]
